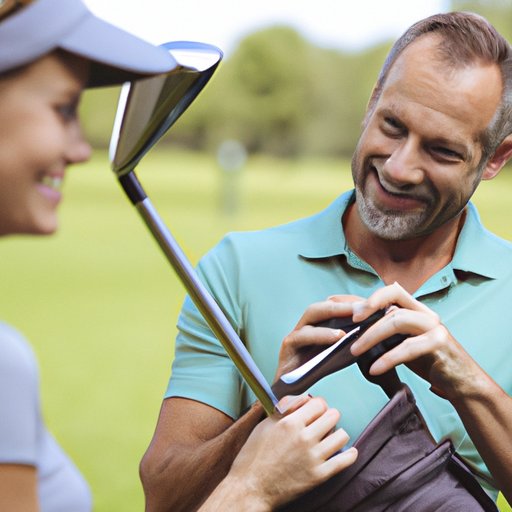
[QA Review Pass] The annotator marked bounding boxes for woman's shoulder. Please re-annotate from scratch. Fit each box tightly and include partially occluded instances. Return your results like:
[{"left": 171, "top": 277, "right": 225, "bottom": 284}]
[{"left": 0, "top": 322, "right": 38, "bottom": 378}]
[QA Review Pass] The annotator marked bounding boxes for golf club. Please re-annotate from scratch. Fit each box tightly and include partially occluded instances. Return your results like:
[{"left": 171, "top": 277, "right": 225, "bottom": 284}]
[{"left": 109, "top": 41, "right": 279, "bottom": 415}]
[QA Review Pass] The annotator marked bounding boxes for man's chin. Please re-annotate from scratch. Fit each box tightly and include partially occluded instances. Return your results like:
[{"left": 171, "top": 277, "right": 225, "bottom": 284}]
[{"left": 358, "top": 202, "right": 425, "bottom": 241}]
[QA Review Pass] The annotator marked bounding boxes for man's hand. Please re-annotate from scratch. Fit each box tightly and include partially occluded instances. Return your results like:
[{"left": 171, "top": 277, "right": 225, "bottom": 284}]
[
  {"left": 275, "top": 296, "right": 361, "bottom": 380},
  {"left": 348, "top": 282, "right": 489, "bottom": 402}
]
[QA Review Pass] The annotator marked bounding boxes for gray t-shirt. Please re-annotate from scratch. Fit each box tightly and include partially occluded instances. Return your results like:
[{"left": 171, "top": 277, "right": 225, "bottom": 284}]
[{"left": 0, "top": 323, "right": 92, "bottom": 511}]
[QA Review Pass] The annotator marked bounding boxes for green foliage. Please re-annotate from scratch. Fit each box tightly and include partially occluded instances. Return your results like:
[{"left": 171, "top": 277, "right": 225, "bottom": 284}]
[
  {"left": 78, "top": 27, "right": 391, "bottom": 159},
  {"left": 175, "top": 28, "right": 392, "bottom": 158}
]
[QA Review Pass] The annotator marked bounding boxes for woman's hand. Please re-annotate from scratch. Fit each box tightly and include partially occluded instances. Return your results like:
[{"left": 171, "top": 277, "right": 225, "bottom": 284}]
[{"left": 200, "top": 395, "right": 357, "bottom": 511}]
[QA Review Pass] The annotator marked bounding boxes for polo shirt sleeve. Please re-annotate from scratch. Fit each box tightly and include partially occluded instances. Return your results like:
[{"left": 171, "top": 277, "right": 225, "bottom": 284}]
[
  {"left": 165, "top": 234, "right": 246, "bottom": 419},
  {"left": 0, "top": 323, "right": 39, "bottom": 464}
]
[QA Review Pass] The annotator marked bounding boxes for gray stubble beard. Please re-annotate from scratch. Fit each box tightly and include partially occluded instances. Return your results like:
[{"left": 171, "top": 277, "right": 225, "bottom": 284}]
[{"left": 355, "top": 186, "right": 430, "bottom": 241}]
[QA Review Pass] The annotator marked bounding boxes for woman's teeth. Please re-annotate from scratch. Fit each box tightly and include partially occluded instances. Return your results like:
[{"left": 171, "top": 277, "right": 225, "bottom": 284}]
[{"left": 40, "top": 175, "right": 63, "bottom": 191}]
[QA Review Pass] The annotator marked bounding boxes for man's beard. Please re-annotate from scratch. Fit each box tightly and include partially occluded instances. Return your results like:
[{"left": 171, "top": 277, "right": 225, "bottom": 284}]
[
  {"left": 351, "top": 152, "right": 439, "bottom": 241},
  {"left": 356, "top": 187, "right": 432, "bottom": 240}
]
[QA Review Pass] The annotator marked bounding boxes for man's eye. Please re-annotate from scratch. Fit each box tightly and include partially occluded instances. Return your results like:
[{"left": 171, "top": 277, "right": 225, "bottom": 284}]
[
  {"left": 383, "top": 117, "right": 403, "bottom": 133},
  {"left": 432, "top": 146, "right": 462, "bottom": 161}
]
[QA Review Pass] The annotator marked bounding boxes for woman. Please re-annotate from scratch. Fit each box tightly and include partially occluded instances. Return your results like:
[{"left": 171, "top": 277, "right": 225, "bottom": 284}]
[
  {"left": 0, "top": 0, "right": 177, "bottom": 509},
  {"left": 0, "top": 0, "right": 357, "bottom": 509}
]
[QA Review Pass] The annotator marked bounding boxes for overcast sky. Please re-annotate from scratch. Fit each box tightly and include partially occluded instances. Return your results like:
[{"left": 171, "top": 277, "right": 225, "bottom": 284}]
[{"left": 84, "top": 0, "right": 449, "bottom": 55}]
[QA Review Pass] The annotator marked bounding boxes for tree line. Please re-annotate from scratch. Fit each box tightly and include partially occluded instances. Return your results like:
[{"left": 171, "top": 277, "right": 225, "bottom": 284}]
[{"left": 81, "top": 0, "right": 512, "bottom": 159}]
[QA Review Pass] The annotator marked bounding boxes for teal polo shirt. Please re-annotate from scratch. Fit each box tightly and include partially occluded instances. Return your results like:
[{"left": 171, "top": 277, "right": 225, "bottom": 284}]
[{"left": 167, "top": 190, "right": 512, "bottom": 496}]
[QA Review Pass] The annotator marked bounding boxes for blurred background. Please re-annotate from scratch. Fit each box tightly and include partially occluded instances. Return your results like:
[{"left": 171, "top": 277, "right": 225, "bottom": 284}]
[{"left": 2, "top": 0, "right": 512, "bottom": 510}]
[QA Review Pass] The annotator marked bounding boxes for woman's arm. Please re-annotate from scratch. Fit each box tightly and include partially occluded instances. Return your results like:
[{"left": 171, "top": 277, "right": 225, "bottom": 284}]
[
  {"left": 199, "top": 396, "right": 358, "bottom": 512},
  {"left": 0, "top": 464, "right": 38, "bottom": 512}
]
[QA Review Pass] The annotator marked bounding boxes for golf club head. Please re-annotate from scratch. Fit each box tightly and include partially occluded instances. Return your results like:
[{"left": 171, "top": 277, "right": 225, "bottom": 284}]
[{"left": 109, "top": 41, "right": 223, "bottom": 176}]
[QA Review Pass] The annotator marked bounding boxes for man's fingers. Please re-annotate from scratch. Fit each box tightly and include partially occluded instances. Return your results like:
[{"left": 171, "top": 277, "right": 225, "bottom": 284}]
[
  {"left": 352, "top": 282, "right": 433, "bottom": 321},
  {"left": 367, "top": 333, "right": 434, "bottom": 374},
  {"left": 295, "top": 300, "right": 354, "bottom": 329},
  {"left": 351, "top": 307, "right": 438, "bottom": 356},
  {"left": 284, "top": 325, "right": 344, "bottom": 352}
]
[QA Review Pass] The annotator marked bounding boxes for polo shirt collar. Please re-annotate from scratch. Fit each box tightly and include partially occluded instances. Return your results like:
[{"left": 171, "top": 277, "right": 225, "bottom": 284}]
[
  {"left": 299, "top": 190, "right": 507, "bottom": 279},
  {"left": 298, "top": 190, "right": 354, "bottom": 259}
]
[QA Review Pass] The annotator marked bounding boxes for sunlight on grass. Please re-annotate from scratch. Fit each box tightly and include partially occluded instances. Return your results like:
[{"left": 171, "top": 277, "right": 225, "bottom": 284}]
[{"left": 1, "top": 149, "right": 510, "bottom": 511}]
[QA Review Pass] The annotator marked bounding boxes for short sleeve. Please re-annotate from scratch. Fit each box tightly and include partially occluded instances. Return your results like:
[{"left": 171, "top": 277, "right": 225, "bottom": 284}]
[{"left": 0, "top": 323, "right": 39, "bottom": 464}]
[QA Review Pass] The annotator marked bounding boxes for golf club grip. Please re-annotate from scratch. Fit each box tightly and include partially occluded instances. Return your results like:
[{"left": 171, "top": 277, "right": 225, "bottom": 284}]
[{"left": 272, "top": 310, "right": 386, "bottom": 399}]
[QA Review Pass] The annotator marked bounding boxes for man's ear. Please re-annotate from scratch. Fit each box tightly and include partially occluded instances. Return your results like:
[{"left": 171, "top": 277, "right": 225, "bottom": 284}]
[{"left": 482, "top": 134, "right": 512, "bottom": 180}]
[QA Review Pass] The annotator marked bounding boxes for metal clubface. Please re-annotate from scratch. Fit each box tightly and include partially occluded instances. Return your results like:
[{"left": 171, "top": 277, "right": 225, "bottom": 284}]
[{"left": 109, "top": 41, "right": 279, "bottom": 415}]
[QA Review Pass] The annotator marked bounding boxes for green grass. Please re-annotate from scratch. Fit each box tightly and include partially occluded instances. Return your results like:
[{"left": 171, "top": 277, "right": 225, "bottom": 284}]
[{"left": 1, "top": 148, "right": 511, "bottom": 511}]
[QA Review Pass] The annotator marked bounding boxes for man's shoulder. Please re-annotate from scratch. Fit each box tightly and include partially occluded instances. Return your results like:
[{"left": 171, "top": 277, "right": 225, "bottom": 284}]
[{"left": 214, "top": 192, "right": 351, "bottom": 257}]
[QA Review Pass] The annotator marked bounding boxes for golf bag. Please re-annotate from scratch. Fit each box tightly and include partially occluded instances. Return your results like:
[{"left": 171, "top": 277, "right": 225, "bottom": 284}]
[{"left": 277, "top": 342, "right": 499, "bottom": 511}]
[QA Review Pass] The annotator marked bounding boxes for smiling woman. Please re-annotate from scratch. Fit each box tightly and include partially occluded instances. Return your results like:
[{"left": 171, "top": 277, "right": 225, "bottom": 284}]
[
  {"left": 0, "top": 53, "right": 91, "bottom": 235},
  {"left": 0, "top": 0, "right": 178, "bottom": 510}
]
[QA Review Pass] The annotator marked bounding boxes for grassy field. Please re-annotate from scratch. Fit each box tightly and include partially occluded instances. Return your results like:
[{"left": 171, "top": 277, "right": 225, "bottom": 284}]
[{"left": 1, "top": 148, "right": 511, "bottom": 511}]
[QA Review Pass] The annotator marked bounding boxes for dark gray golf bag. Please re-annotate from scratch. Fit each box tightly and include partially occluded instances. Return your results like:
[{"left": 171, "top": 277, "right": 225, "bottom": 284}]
[{"left": 276, "top": 329, "right": 499, "bottom": 511}]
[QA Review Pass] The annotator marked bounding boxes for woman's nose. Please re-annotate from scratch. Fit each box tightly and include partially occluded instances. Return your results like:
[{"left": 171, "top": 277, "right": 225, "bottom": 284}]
[{"left": 65, "top": 121, "right": 92, "bottom": 164}]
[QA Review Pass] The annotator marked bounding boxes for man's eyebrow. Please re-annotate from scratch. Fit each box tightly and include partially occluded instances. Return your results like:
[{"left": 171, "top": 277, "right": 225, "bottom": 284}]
[{"left": 376, "top": 105, "right": 406, "bottom": 125}]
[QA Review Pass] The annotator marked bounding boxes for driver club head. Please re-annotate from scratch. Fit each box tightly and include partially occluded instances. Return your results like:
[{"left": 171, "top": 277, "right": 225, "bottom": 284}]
[{"left": 109, "top": 41, "right": 223, "bottom": 177}]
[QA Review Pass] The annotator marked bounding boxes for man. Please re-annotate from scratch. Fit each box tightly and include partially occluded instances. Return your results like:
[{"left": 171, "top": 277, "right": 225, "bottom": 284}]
[{"left": 140, "top": 12, "right": 512, "bottom": 511}]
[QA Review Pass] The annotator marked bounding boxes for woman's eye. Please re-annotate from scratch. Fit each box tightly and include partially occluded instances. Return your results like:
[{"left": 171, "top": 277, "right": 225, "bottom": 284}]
[{"left": 55, "top": 102, "right": 78, "bottom": 121}]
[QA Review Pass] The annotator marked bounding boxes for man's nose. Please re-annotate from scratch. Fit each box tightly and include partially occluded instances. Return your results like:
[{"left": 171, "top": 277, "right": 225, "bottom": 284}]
[{"left": 381, "top": 138, "right": 424, "bottom": 186}]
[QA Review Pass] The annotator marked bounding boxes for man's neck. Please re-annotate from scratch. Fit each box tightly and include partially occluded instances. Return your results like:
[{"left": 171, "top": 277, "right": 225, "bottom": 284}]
[{"left": 343, "top": 204, "right": 466, "bottom": 294}]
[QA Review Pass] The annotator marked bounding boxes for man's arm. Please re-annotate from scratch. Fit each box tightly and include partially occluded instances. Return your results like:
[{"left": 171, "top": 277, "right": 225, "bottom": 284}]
[{"left": 140, "top": 397, "right": 264, "bottom": 512}]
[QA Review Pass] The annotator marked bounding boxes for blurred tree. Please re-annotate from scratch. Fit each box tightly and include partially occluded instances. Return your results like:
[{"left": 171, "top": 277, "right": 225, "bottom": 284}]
[
  {"left": 77, "top": 26, "right": 391, "bottom": 159},
  {"left": 175, "top": 27, "right": 391, "bottom": 158}
]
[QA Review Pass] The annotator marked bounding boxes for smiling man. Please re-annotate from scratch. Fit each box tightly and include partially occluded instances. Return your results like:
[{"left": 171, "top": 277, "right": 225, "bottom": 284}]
[{"left": 141, "top": 12, "right": 512, "bottom": 511}]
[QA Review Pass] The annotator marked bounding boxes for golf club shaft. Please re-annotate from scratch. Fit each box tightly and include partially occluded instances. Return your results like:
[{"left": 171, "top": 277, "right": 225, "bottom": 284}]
[{"left": 135, "top": 197, "right": 279, "bottom": 415}]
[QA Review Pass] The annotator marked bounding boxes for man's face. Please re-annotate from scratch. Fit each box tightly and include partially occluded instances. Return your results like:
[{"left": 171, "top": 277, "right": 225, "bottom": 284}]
[{"left": 351, "top": 35, "right": 503, "bottom": 241}]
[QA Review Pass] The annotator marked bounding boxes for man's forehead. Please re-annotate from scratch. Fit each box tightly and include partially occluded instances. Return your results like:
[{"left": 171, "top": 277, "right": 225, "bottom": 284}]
[{"left": 382, "top": 35, "right": 502, "bottom": 131}]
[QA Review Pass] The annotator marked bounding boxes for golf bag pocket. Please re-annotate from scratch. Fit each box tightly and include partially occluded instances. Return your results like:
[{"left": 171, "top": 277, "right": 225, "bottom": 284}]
[{"left": 277, "top": 385, "right": 498, "bottom": 512}]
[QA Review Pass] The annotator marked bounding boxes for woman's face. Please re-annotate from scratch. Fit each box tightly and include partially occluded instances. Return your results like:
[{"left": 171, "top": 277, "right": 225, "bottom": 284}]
[{"left": 0, "top": 51, "right": 91, "bottom": 236}]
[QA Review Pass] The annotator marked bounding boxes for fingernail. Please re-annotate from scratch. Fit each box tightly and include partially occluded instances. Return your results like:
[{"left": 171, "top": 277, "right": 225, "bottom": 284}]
[
  {"left": 352, "top": 301, "right": 366, "bottom": 318},
  {"left": 332, "top": 329, "right": 344, "bottom": 339},
  {"left": 370, "top": 360, "right": 385, "bottom": 374},
  {"left": 350, "top": 341, "right": 361, "bottom": 356},
  {"left": 278, "top": 393, "right": 309, "bottom": 413}
]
